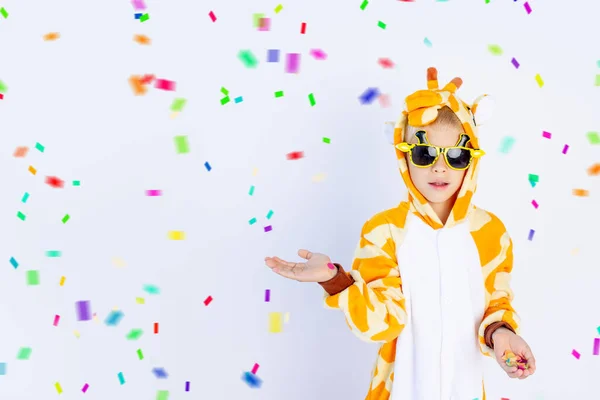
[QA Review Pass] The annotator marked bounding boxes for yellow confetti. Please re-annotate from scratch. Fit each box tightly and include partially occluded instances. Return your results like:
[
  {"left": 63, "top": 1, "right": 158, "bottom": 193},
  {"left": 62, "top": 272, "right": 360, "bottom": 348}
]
[
  {"left": 168, "top": 230, "right": 185, "bottom": 240},
  {"left": 169, "top": 112, "right": 179, "bottom": 119},
  {"left": 312, "top": 173, "right": 326, "bottom": 182},
  {"left": 74, "top": 330, "right": 80, "bottom": 338},
  {"left": 43, "top": 32, "right": 60, "bottom": 41},
  {"left": 135, "top": 297, "right": 145, "bottom": 304},
  {"left": 274, "top": 4, "right": 283, "bottom": 13},
  {"left": 252, "top": 168, "right": 258, "bottom": 176},
  {"left": 59, "top": 276, "right": 66, "bottom": 286},
  {"left": 55, "top": 382, "right": 63, "bottom": 394},
  {"left": 535, "top": 73, "right": 544, "bottom": 88},
  {"left": 28, "top": 165, "right": 37, "bottom": 175},
  {"left": 112, "top": 257, "right": 126, "bottom": 267},
  {"left": 269, "top": 312, "right": 283, "bottom": 333}
]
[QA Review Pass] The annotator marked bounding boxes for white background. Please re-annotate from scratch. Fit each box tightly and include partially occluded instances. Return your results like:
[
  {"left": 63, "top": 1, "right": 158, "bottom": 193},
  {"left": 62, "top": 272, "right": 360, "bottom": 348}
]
[{"left": 0, "top": 0, "right": 599, "bottom": 399}]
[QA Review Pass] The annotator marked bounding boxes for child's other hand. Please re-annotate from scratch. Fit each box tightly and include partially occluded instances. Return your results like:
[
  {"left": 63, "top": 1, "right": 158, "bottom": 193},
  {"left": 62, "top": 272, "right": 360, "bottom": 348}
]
[
  {"left": 492, "top": 328, "right": 537, "bottom": 379},
  {"left": 265, "top": 249, "right": 337, "bottom": 283}
]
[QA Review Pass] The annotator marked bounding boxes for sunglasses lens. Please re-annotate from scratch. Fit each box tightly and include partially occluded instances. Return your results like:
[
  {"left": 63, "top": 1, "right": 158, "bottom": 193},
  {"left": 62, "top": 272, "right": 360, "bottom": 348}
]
[
  {"left": 411, "top": 146, "right": 438, "bottom": 166},
  {"left": 446, "top": 148, "right": 472, "bottom": 169}
]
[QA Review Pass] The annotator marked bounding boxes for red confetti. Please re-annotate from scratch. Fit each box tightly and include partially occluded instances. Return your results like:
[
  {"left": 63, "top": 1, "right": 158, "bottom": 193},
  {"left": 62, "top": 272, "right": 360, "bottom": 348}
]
[
  {"left": 0, "top": 93, "right": 4, "bottom": 100},
  {"left": 208, "top": 11, "right": 217, "bottom": 22},
  {"left": 378, "top": 58, "right": 395, "bottom": 69},
  {"left": 153, "top": 322, "right": 159, "bottom": 334},
  {"left": 286, "top": 151, "right": 304, "bottom": 160},
  {"left": 140, "top": 74, "right": 155, "bottom": 84},
  {"left": 46, "top": 176, "right": 65, "bottom": 188},
  {"left": 155, "top": 79, "right": 176, "bottom": 91},
  {"left": 204, "top": 296, "right": 213, "bottom": 306},
  {"left": 251, "top": 363, "right": 259, "bottom": 374},
  {"left": 300, "top": 22, "right": 307, "bottom": 34}
]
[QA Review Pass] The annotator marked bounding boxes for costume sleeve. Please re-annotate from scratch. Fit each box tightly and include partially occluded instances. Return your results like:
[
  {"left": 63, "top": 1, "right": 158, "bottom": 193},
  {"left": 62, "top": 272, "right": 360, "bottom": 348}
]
[
  {"left": 321, "top": 217, "right": 407, "bottom": 343},
  {"left": 476, "top": 213, "right": 521, "bottom": 356}
]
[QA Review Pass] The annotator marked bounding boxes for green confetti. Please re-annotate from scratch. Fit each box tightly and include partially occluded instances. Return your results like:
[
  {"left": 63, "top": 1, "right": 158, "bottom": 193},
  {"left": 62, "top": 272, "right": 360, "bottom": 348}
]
[
  {"left": 266, "top": 210, "right": 274, "bottom": 219},
  {"left": 485, "top": 0, "right": 490, "bottom": 3},
  {"left": 360, "top": 0, "right": 369, "bottom": 10},
  {"left": 249, "top": 185, "right": 255, "bottom": 196},
  {"left": 126, "top": 329, "right": 143, "bottom": 340},
  {"left": 424, "top": 37, "right": 432, "bottom": 47},
  {"left": 253, "top": 13, "right": 265, "bottom": 27},
  {"left": 528, "top": 174, "right": 539, "bottom": 188},
  {"left": 274, "top": 90, "right": 284, "bottom": 98},
  {"left": 0, "top": 80, "right": 7, "bottom": 93},
  {"left": 140, "top": 13, "right": 149, "bottom": 22},
  {"left": 156, "top": 390, "right": 170, "bottom": 400},
  {"left": 62, "top": 214, "right": 70, "bottom": 224},
  {"left": 596, "top": 74, "right": 600, "bottom": 86},
  {"left": 487, "top": 44, "right": 503, "bottom": 56},
  {"left": 17, "top": 211, "right": 26, "bottom": 221},
  {"left": 220, "top": 87, "right": 229, "bottom": 95},
  {"left": 26, "top": 271, "right": 40, "bottom": 286},
  {"left": 0, "top": 7, "right": 8, "bottom": 18},
  {"left": 238, "top": 50, "right": 258, "bottom": 68},
  {"left": 588, "top": 131, "right": 600, "bottom": 145},
  {"left": 35, "top": 142, "right": 45, "bottom": 152},
  {"left": 55, "top": 382, "right": 63, "bottom": 394},
  {"left": 377, "top": 21, "right": 386, "bottom": 29},
  {"left": 274, "top": 4, "right": 283, "bottom": 13},
  {"left": 118, "top": 372, "right": 125, "bottom": 385},
  {"left": 143, "top": 284, "right": 160, "bottom": 295},
  {"left": 137, "top": 349, "right": 144, "bottom": 360},
  {"left": 170, "top": 98, "right": 187, "bottom": 112},
  {"left": 21, "top": 192, "right": 29, "bottom": 203},
  {"left": 16, "top": 347, "right": 32, "bottom": 360},
  {"left": 322, "top": 137, "right": 331, "bottom": 144},
  {"left": 249, "top": 217, "right": 257, "bottom": 225},
  {"left": 220, "top": 96, "right": 230, "bottom": 105},
  {"left": 499, "top": 136, "right": 515, "bottom": 153},
  {"left": 597, "top": 60, "right": 600, "bottom": 68},
  {"left": 73, "top": 180, "right": 81, "bottom": 186},
  {"left": 46, "top": 250, "right": 62, "bottom": 257},
  {"left": 308, "top": 93, "right": 316, "bottom": 106},
  {"left": 174, "top": 135, "right": 190, "bottom": 154}
]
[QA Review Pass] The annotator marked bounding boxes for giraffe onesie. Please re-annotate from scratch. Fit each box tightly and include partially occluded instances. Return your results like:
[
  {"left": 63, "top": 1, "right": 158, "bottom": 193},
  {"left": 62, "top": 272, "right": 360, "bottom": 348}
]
[{"left": 319, "top": 67, "right": 520, "bottom": 400}]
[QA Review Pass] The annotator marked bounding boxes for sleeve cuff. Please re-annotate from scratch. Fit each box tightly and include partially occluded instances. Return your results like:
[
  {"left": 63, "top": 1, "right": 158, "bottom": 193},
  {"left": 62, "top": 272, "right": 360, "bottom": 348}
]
[
  {"left": 484, "top": 321, "right": 516, "bottom": 349},
  {"left": 318, "top": 263, "right": 355, "bottom": 295}
]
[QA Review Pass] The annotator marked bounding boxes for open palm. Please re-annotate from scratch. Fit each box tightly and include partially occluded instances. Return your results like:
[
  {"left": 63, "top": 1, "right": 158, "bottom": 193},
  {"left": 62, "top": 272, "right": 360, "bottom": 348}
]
[{"left": 265, "top": 249, "right": 336, "bottom": 283}]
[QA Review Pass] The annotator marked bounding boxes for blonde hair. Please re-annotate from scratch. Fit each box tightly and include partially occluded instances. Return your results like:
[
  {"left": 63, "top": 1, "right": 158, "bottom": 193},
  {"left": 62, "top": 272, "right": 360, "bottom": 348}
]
[{"left": 405, "top": 106, "right": 464, "bottom": 144}]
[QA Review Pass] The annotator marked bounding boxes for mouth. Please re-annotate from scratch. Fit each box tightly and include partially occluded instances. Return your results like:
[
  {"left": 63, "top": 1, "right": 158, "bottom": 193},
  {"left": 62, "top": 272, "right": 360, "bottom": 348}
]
[{"left": 428, "top": 181, "right": 450, "bottom": 189}]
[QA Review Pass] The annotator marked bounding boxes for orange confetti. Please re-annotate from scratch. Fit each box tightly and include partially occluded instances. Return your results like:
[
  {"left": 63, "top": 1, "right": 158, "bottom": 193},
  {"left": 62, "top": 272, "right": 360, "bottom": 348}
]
[
  {"left": 28, "top": 166, "right": 37, "bottom": 175},
  {"left": 573, "top": 189, "right": 589, "bottom": 197},
  {"left": 13, "top": 146, "right": 29, "bottom": 158},
  {"left": 43, "top": 32, "right": 60, "bottom": 41},
  {"left": 587, "top": 163, "right": 600, "bottom": 176},
  {"left": 129, "top": 75, "right": 148, "bottom": 96},
  {"left": 133, "top": 34, "right": 151, "bottom": 45}
]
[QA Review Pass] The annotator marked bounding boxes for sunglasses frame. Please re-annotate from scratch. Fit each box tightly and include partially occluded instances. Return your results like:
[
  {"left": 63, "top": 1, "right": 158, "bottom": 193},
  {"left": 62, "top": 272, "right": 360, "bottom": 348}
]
[{"left": 395, "top": 142, "right": 486, "bottom": 171}]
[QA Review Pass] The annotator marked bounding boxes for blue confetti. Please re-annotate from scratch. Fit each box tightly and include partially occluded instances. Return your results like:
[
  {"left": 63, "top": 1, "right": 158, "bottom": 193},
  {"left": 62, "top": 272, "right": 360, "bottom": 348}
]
[
  {"left": 9, "top": 257, "right": 18, "bottom": 269},
  {"left": 234, "top": 96, "right": 244, "bottom": 103},
  {"left": 152, "top": 367, "right": 168, "bottom": 379},
  {"left": 242, "top": 371, "right": 262, "bottom": 388},
  {"left": 0, "top": 363, "right": 5, "bottom": 375},
  {"left": 204, "top": 162, "right": 212, "bottom": 171},
  {"left": 104, "top": 310, "right": 124, "bottom": 326},
  {"left": 358, "top": 87, "right": 379, "bottom": 105},
  {"left": 143, "top": 284, "right": 161, "bottom": 295},
  {"left": 134, "top": 13, "right": 142, "bottom": 19}
]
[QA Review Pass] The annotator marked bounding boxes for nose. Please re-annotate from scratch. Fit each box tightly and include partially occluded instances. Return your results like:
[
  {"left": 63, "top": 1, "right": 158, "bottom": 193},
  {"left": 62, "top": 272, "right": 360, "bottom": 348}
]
[{"left": 432, "top": 153, "right": 447, "bottom": 173}]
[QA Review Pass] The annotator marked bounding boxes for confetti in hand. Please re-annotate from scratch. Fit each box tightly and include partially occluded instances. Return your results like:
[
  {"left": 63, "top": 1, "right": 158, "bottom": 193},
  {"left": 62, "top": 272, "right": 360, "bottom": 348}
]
[{"left": 502, "top": 350, "right": 529, "bottom": 370}]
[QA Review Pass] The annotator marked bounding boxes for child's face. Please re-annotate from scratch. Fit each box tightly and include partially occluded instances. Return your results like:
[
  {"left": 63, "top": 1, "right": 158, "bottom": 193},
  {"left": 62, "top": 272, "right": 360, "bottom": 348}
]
[{"left": 405, "top": 123, "right": 468, "bottom": 206}]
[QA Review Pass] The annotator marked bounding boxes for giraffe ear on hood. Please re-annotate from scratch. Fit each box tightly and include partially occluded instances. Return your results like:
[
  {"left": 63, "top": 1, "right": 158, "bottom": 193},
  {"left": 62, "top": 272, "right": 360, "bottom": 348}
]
[{"left": 471, "top": 94, "right": 494, "bottom": 127}]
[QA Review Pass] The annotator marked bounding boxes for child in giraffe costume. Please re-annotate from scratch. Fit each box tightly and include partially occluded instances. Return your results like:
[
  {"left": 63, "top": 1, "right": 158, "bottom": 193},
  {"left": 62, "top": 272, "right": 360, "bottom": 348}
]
[{"left": 265, "top": 67, "right": 536, "bottom": 399}]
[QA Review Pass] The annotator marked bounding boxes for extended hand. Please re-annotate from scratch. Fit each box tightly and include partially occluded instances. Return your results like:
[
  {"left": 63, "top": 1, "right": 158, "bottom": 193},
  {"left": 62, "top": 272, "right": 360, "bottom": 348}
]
[
  {"left": 493, "top": 328, "right": 537, "bottom": 379},
  {"left": 265, "top": 249, "right": 337, "bottom": 283}
]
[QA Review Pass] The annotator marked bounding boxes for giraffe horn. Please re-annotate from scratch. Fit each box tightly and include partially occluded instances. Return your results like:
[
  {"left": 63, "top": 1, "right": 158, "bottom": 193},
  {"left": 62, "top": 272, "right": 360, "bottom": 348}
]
[
  {"left": 427, "top": 67, "right": 439, "bottom": 90},
  {"left": 442, "top": 77, "right": 463, "bottom": 93}
]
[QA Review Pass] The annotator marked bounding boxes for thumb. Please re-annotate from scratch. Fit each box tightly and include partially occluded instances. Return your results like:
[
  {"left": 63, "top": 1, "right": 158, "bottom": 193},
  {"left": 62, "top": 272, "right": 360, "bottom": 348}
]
[{"left": 297, "top": 249, "right": 313, "bottom": 260}]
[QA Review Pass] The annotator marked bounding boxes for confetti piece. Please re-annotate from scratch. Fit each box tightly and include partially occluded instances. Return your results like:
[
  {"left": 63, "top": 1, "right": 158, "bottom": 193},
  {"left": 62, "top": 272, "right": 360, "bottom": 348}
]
[
  {"left": 266, "top": 210, "right": 274, "bottom": 219},
  {"left": 424, "top": 37, "right": 432, "bottom": 47},
  {"left": 220, "top": 96, "right": 230, "bottom": 105},
  {"left": 137, "top": 349, "right": 144, "bottom": 360},
  {"left": 252, "top": 363, "right": 260, "bottom": 374},
  {"left": 265, "top": 290, "right": 271, "bottom": 302},
  {"left": 152, "top": 367, "right": 168, "bottom": 378},
  {"left": 322, "top": 137, "right": 331, "bottom": 144},
  {"left": 204, "top": 162, "right": 212, "bottom": 171},
  {"left": 140, "top": 13, "right": 149, "bottom": 22},
  {"left": 143, "top": 284, "right": 160, "bottom": 294},
  {"left": 573, "top": 189, "right": 589, "bottom": 197},
  {"left": 59, "top": 276, "right": 66, "bottom": 286},
  {"left": 499, "top": 136, "right": 515, "bottom": 153},
  {"left": 129, "top": 75, "right": 148, "bottom": 96},
  {"left": 72, "top": 180, "right": 81, "bottom": 187},
  {"left": 528, "top": 174, "right": 539, "bottom": 187},
  {"left": 377, "top": 21, "right": 386, "bottom": 29},
  {"left": 26, "top": 270, "right": 39, "bottom": 286},
  {"left": 46, "top": 250, "right": 61, "bottom": 257},
  {"left": 502, "top": 350, "right": 528, "bottom": 370},
  {"left": 308, "top": 93, "right": 316, "bottom": 106},
  {"left": 126, "top": 329, "right": 143, "bottom": 340},
  {"left": 587, "top": 131, "right": 600, "bottom": 145},
  {"left": 249, "top": 185, "right": 255, "bottom": 196},
  {"left": 21, "top": 192, "right": 29, "bottom": 203},
  {"left": 155, "top": 79, "right": 174, "bottom": 91},
  {"left": 595, "top": 75, "right": 600, "bottom": 86},
  {"left": 82, "top": 383, "right": 89, "bottom": 393},
  {"left": 572, "top": 349, "right": 581, "bottom": 359},
  {"left": 562, "top": 144, "right": 569, "bottom": 154},
  {"left": 0, "top": 7, "right": 8, "bottom": 18},
  {"left": 528, "top": 229, "right": 535, "bottom": 241},
  {"left": 9, "top": 257, "right": 18, "bottom": 269},
  {"left": 234, "top": 96, "right": 243, "bottom": 103},
  {"left": 55, "top": 382, "right": 63, "bottom": 394},
  {"left": 300, "top": 22, "right": 307, "bottom": 34},
  {"left": 542, "top": 131, "right": 551, "bottom": 139},
  {"left": 43, "top": 32, "right": 60, "bottom": 41},
  {"left": 488, "top": 44, "right": 503, "bottom": 55},
  {"left": 185, "top": 381, "right": 190, "bottom": 391},
  {"left": 46, "top": 176, "right": 65, "bottom": 188},
  {"left": 133, "top": 34, "right": 151, "bottom": 45},
  {"left": 174, "top": 135, "right": 190, "bottom": 154},
  {"left": 13, "top": 146, "right": 28, "bottom": 157},
  {"left": 62, "top": 214, "right": 70, "bottom": 224},
  {"left": 168, "top": 230, "right": 185, "bottom": 240},
  {"left": 242, "top": 371, "right": 263, "bottom": 388},
  {"left": 154, "top": 322, "right": 159, "bottom": 334},
  {"left": 17, "top": 211, "right": 26, "bottom": 221},
  {"left": 135, "top": 297, "right": 145, "bottom": 305},
  {"left": 16, "top": 347, "right": 32, "bottom": 360},
  {"left": 28, "top": 166, "right": 37, "bottom": 175},
  {"left": 118, "top": 372, "right": 126, "bottom": 385},
  {"left": 359, "top": 87, "right": 380, "bottom": 104},
  {"left": 531, "top": 200, "right": 539, "bottom": 209},
  {"left": 269, "top": 312, "right": 283, "bottom": 333},
  {"left": 204, "top": 296, "right": 213, "bottom": 306},
  {"left": 309, "top": 48, "right": 327, "bottom": 60},
  {"left": 258, "top": 17, "right": 271, "bottom": 31},
  {"left": 146, "top": 189, "right": 162, "bottom": 196},
  {"left": 511, "top": 57, "right": 520, "bottom": 69},
  {"left": 524, "top": 1, "right": 532, "bottom": 13},
  {"left": 0, "top": 363, "right": 5, "bottom": 375},
  {"left": 267, "top": 49, "right": 280, "bottom": 62},
  {"left": 131, "top": 0, "right": 146, "bottom": 10},
  {"left": 286, "top": 151, "right": 304, "bottom": 160},
  {"left": 53, "top": 315, "right": 60, "bottom": 326},
  {"left": 238, "top": 50, "right": 259, "bottom": 68},
  {"left": 156, "top": 390, "right": 170, "bottom": 400},
  {"left": 274, "top": 4, "right": 283, "bottom": 13},
  {"left": 264, "top": 225, "right": 273, "bottom": 232},
  {"left": 535, "top": 74, "right": 544, "bottom": 88},
  {"left": 34, "top": 142, "right": 45, "bottom": 152},
  {"left": 252, "top": 13, "right": 265, "bottom": 27},
  {"left": 378, "top": 58, "right": 394, "bottom": 69},
  {"left": 134, "top": 13, "right": 143, "bottom": 20},
  {"left": 594, "top": 338, "right": 600, "bottom": 356},
  {"left": 360, "top": 0, "right": 369, "bottom": 10},
  {"left": 274, "top": 90, "right": 284, "bottom": 98},
  {"left": 208, "top": 11, "right": 216, "bottom": 22},
  {"left": 587, "top": 163, "right": 600, "bottom": 176},
  {"left": 327, "top": 263, "right": 336, "bottom": 270},
  {"left": 76, "top": 300, "right": 92, "bottom": 321},
  {"left": 249, "top": 218, "right": 257, "bottom": 225},
  {"left": 170, "top": 98, "right": 186, "bottom": 112},
  {"left": 105, "top": 310, "right": 124, "bottom": 326},
  {"left": 285, "top": 53, "right": 300, "bottom": 73}
]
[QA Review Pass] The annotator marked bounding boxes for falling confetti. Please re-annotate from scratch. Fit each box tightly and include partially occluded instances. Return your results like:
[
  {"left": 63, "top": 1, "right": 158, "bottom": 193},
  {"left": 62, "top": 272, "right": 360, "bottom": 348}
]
[
  {"left": 208, "top": 11, "right": 216, "bottom": 22},
  {"left": 43, "top": 32, "right": 60, "bottom": 41},
  {"left": 377, "top": 21, "right": 386, "bottom": 29},
  {"left": 488, "top": 44, "right": 503, "bottom": 55},
  {"left": 238, "top": 50, "right": 259, "bottom": 68},
  {"left": 535, "top": 73, "right": 544, "bottom": 88},
  {"left": 360, "top": 0, "right": 369, "bottom": 10}
]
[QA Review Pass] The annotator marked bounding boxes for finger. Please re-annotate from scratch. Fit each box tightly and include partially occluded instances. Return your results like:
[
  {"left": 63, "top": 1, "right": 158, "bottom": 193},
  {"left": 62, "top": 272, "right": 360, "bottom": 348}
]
[
  {"left": 297, "top": 249, "right": 313, "bottom": 260},
  {"left": 508, "top": 369, "right": 523, "bottom": 379},
  {"left": 265, "top": 257, "right": 286, "bottom": 269},
  {"left": 272, "top": 262, "right": 307, "bottom": 281}
]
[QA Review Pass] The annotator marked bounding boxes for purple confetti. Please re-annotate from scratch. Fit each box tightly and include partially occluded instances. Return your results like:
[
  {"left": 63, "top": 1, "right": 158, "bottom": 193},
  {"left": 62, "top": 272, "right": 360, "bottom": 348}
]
[
  {"left": 528, "top": 229, "right": 535, "bottom": 241},
  {"left": 264, "top": 225, "right": 272, "bottom": 233},
  {"left": 265, "top": 289, "right": 270, "bottom": 302},
  {"left": 562, "top": 144, "right": 569, "bottom": 154},
  {"left": 594, "top": 339, "right": 600, "bottom": 356},
  {"left": 152, "top": 367, "right": 168, "bottom": 379},
  {"left": 542, "top": 131, "right": 552, "bottom": 139},
  {"left": 285, "top": 53, "right": 300, "bottom": 74},
  {"left": 524, "top": 1, "right": 532, "bottom": 14},
  {"left": 359, "top": 87, "right": 380, "bottom": 105},
  {"left": 511, "top": 57, "right": 520, "bottom": 69},
  {"left": 185, "top": 381, "right": 190, "bottom": 391},
  {"left": 267, "top": 49, "right": 280, "bottom": 63},
  {"left": 76, "top": 300, "right": 91, "bottom": 321},
  {"left": 572, "top": 349, "right": 581, "bottom": 359},
  {"left": 81, "top": 383, "right": 89, "bottom": 393}
]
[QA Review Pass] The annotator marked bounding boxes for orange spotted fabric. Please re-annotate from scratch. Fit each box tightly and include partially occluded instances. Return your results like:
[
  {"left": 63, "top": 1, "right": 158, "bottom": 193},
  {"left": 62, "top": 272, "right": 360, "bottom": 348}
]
[{"left": 323, "top": 68, "right": 520, "bottom": 400}]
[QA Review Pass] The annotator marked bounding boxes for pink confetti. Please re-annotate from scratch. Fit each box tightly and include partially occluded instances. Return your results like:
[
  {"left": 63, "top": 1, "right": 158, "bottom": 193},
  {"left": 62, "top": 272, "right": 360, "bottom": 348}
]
[
  {"left": 378, "top": 94, "right": 391, "bottom": 108},
  {"left": 562, "top": 144, "right": 569, "bottom": 154},
  {"left": 309, "top": 49, "right": 327, "bottom": 60},
  {"left": 542, "top": 131, "right": 552, "bottom": 139},
  {"left": 327, "top": 263, "right": 335, "bottom": 270},
  {"left": 131, "top": 0, "right": 146, "bottom": 11},
  {"left": 155, "top": 79, "right": 176, "bottom": 91},
  {"left": 208, "top": 11, "right": 216, "bottom": 22},
  {"left": 251, "top": 363, "right": 260, "bottom": 374},
  {"left": 378, "top": 58, "right": 395, "bottom": 69},
  {"left": 258, "top": 17, "right": 271, "bottom": 31},
  {"left": 531, "top": 200, "right": 539, "bottom": 209},
  {"left": 53, "top": 314, "right": 60, "bottom": 326},
  {"left": 524, "top": 1, "right": 532, "bottom": 14},
  {"left": 81, "top": 383, "right": 89, "bottom": 393},
  {"left": 594, "top": 338, "right": 600, "bottom": 356},
  {"left": 146, "top": 189, "right": 162, "bottom": 196},
  {"left": 285, "top": 53, "right": 300, "bottom": 73},
  {"left": 204, "top": 296, "right": 213, "bottom": 306},
  {"left": 572, "top": 349, "right": 581, "bottom": 359}
]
